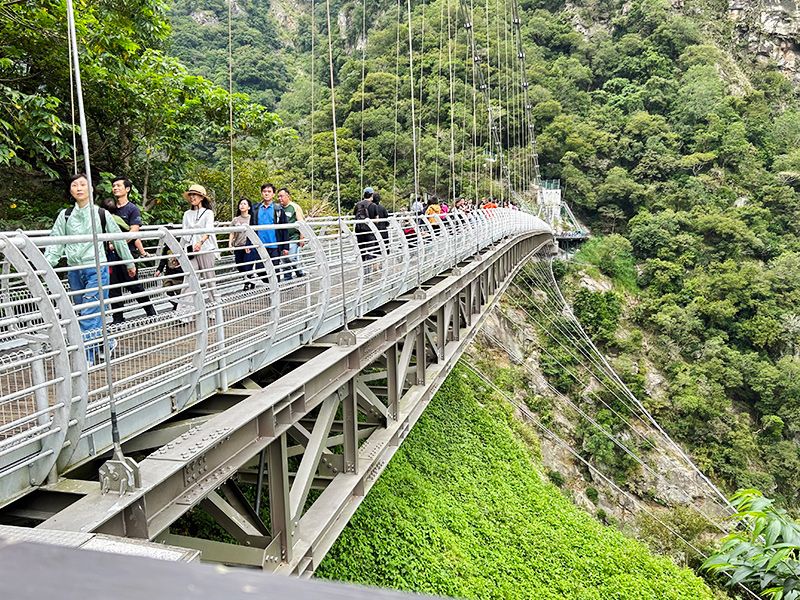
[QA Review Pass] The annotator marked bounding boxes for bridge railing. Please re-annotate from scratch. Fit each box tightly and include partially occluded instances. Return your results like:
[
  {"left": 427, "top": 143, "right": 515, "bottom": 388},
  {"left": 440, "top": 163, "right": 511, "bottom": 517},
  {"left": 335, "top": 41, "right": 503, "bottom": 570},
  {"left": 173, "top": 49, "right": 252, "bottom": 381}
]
[{"left": 0, "top": 209, "right": 547, "bottom": 506}]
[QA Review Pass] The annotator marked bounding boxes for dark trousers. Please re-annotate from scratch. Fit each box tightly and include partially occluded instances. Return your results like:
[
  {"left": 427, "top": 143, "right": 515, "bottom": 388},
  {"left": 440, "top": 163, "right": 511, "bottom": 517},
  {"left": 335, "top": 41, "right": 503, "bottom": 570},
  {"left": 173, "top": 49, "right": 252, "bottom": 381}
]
[
  {"left": 252, "top": 247, "right": 281, "bottom": 283},
  {"left": 109, "top": 262, "right": 156, "bottom": 323},
  {"left": 234, "top": 248, "right": 255, "bottom": 273}
]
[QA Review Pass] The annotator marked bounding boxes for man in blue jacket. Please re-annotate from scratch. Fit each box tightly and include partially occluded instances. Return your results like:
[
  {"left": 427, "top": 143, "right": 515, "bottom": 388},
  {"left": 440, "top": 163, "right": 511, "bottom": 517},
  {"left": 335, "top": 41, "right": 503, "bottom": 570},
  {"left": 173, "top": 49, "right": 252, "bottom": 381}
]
[{"left": 251, "top": 183, "right": 279, "bottom": 281}]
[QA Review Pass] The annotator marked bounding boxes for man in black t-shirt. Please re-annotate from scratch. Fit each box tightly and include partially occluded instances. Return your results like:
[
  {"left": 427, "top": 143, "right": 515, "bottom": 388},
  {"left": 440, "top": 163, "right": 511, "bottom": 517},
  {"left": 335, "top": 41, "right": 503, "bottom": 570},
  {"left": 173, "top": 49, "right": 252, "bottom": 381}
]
[{"left": 108, "top": 176, "right": 156, "bottom": 324}]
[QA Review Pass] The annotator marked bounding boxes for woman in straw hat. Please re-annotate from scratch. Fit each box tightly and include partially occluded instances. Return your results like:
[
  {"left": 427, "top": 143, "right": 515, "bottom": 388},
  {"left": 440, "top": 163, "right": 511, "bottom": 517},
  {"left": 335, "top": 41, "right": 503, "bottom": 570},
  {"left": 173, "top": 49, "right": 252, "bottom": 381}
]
[{"left": 180, "top": 184, "right": 219, "bottom": 314}]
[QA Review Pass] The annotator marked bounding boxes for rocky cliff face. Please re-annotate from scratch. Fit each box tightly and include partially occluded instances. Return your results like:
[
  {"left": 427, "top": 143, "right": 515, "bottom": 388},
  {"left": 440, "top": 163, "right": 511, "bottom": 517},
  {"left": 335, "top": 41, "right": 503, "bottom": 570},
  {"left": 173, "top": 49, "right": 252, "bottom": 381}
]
[
  {"left": 470, "top": 300, "right": 726, "bottom": 535},
  {"left": 730, "top": 0, "right": 800, "bottom": 83}
]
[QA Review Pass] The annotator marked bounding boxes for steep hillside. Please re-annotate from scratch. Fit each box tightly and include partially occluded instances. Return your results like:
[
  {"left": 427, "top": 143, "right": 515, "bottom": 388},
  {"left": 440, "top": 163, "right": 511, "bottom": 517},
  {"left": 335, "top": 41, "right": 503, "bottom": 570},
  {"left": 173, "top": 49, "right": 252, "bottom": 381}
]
[{"left": 316, "top": 366, "right": 716, "bottom": 599}]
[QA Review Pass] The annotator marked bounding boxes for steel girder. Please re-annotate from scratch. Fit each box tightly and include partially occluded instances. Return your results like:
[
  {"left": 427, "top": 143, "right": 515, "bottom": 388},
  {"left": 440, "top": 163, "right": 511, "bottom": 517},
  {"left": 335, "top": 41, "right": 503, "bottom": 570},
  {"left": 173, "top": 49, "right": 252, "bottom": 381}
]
[{"left": 37, "top": 231, "right": 552, "bottom": 575}]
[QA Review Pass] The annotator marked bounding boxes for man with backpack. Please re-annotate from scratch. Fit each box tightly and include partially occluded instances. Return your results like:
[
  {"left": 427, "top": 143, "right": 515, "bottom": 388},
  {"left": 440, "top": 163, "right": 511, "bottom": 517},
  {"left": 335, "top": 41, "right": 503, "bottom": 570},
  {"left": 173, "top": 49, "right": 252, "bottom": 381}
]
[
  {"left": 353, "top": 187, "right": 377, "bottom": 266},
  {"left": 107, "top": 176, "right": 157, "bottom": 324},
  {"left": 44, "top": 173, "right": 135, "bottom": 364}
]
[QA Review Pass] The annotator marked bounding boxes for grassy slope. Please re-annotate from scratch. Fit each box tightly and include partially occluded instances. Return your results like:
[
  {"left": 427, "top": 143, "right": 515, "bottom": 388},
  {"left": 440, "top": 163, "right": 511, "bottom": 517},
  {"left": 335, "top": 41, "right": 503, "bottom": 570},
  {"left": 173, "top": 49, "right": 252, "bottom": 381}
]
[{"left": 316, "top": 366, "right": 714, "bottom": 599}]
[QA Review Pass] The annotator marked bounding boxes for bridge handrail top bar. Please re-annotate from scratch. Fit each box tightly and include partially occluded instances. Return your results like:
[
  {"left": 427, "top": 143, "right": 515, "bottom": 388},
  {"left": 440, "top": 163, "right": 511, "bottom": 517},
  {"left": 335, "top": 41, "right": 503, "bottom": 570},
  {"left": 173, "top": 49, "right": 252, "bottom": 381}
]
[{"left": 17, "top": 208, "right": 520, "bottom": 238}]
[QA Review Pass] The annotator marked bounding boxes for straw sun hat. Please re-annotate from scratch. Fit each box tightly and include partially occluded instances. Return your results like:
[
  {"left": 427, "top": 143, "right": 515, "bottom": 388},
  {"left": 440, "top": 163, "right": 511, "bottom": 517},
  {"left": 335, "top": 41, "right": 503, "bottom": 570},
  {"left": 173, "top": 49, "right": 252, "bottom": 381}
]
[{"left": 183, "top": 184, "right": 209, "bottom": 201}]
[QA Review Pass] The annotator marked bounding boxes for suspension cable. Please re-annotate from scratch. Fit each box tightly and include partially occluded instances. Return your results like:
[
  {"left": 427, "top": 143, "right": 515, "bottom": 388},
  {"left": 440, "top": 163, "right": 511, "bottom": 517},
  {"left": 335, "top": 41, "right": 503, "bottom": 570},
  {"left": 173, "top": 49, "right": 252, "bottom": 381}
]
[
  {"left": 324, "top": 0, "right": 350, "bottom": 334},
  {"left": 359, "top": 0, "right": 367, "bottom": 193},
  {"left": 311, "top": 0, "right": 316, "bottom": 207},
  {"left": 433, "top": 0, "right": 445, "bottom": 194},
  {"left": 510, "top": 259, "right": 735, "bottom": 514},
  {"left": 447, "top": 0, "right": 457, "bottom": 199},
  {"left": 392, "top": 0, "right": 402, "bottom": 211},
  {"left": 417, "top": 0, "right": 427, "bottom": 168},
  {"left": 66, "top": 18, "right": 78, "bottom": 174},
  {"left": 539, "top": 258, "right": 734, "bottom": 510},
  {"left": 510, "top": 0, "right": 541, "bottom": 191},
  {"left": 458, "top": 0, "right": 513, "bottom": 199},
  {"left": 480, "top": 320, "right": 731, "bottom": 534},
  {"left": 484, "top": 0, "right": 493, "bottom": 201},
  {"left": 459, "top": 31, "right": 470, "bottom": 197},
  {"left": 406, "top": 0, "right": 420, "bottom": 201},
  {"left": 508, "top": 265, "right": 722, "bottom": 462},
  {"left": 65, "top": 0, "right": 123, "bottom": 459},
  {"left": 228, "top": 0, "right": 235, "bottom": 219},
  {"left": 501, "top": 0, "right": 511, "bottom": 201},
  {"left": 469, "top": 0, "right": 478, "bottom": 199}
]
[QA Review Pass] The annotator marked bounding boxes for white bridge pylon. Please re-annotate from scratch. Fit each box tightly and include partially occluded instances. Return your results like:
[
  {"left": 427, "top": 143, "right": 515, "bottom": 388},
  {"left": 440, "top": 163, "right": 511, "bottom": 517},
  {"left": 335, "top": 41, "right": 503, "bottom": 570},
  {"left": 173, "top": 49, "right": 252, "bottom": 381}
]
[{"left": 0, "top": 209, "right": 550, "bottom": 573}]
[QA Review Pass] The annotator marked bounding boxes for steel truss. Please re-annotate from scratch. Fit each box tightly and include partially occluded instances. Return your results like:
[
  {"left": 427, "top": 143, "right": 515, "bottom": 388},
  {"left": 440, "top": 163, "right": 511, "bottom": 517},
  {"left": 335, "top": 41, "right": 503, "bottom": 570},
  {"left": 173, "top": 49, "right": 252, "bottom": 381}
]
[{"left": 35, "top": 231, "right": 552, "bottom": 575}]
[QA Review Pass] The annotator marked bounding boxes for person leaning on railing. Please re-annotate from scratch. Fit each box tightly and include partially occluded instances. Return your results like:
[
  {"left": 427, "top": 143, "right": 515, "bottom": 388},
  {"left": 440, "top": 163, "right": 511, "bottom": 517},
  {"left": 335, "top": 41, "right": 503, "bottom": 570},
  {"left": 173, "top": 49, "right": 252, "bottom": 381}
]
[{"left": 44, "top": 173, "right": 135, "bottom": 364}]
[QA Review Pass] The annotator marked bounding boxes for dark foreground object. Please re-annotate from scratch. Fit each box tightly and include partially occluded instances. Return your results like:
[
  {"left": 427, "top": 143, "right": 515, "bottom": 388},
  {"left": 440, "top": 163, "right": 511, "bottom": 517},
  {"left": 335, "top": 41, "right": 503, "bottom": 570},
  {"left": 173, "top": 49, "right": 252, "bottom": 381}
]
[{"left": 0, "top": 537, "right": 444, "bottom": 600}]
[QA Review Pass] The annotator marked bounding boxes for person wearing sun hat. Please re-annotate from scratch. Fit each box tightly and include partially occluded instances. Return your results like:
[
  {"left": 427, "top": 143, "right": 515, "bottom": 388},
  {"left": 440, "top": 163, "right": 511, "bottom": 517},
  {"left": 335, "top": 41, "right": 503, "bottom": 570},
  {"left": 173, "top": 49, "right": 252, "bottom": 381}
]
[{"left": 179, "top": 184, "right": 219, "bottom": 314}]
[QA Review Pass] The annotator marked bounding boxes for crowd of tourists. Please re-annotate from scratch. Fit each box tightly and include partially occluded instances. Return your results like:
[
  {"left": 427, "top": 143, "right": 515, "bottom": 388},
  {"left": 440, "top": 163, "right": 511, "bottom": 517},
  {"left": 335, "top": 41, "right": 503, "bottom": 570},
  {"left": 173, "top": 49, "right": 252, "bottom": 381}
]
[{"left": 42, "top": 173, "right": 513, "bottom": 363}]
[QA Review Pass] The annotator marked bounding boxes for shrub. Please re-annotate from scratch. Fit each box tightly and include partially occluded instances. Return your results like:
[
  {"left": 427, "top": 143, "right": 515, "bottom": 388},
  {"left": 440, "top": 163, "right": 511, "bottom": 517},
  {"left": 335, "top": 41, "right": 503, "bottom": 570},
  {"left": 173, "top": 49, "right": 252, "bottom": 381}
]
[{"left": 547, "top": 468, "right": 566, "bottom": 487}]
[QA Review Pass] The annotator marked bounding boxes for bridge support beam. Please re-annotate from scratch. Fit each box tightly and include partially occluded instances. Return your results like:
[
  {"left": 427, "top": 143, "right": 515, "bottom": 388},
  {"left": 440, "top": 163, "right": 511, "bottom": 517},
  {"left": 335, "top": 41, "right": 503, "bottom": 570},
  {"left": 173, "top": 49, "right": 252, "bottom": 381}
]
[{"left": 268, "top": 434, "right": 292, "bottom": 564}]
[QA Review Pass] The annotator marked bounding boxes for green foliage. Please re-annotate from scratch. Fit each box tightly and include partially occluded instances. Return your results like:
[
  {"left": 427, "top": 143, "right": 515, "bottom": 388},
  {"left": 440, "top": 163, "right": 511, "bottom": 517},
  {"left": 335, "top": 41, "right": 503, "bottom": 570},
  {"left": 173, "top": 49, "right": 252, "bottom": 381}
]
[
  {"left": 637, "top": 506, "right": 718, "bottom": 568},
  {"left": 575, "top": 235, "right": 638, "bottom": 291},
  {"left": 317, "top": 367, "right": 714, "bottom": 599},
  {"left": 702, "top": 489, "right": 800, "bottom": 599},
  {"left": 572, "top": 289, "right": 622, "bottom": 344},
  {"left": 0, "top": 0, "right": 279, "bottom": 226},
  {"left": 546, "top": 468, "right": 566, "bottom": 487}
]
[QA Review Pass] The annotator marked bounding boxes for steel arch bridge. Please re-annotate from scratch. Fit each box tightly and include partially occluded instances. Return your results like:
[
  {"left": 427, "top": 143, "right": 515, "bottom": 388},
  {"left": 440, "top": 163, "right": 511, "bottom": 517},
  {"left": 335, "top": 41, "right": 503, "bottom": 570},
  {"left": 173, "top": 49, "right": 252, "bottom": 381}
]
[{"left": 0, "top": 209, "right": 551, "bottom": 574}]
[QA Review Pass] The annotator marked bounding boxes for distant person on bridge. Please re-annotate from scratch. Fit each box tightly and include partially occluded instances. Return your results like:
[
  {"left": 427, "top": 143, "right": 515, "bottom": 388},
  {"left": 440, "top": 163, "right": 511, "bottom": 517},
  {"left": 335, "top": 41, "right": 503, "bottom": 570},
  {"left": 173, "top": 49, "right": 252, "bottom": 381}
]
[
  {"left": 275, "top": 187, "right": 305, "bottom": 281},
  {"left": 411, "top": 196, "right": 424, "bottom": 216},
  {"left": 252, "top": 183, "right": 280, "bottom": 268},
  {"left": 107, "top": 176, "right": 156, "bottom": 325},
  {"left": 369, "top": 191, "right": 390, "bottom": 253},
  {"left": 229, "top": 198, "right": 257, "bottom": 290},
  {"left": 425, "top": 196, "right": 442, "bottom": 228},
  {"left": 44, "top": 173, "right": 135, "bottom": 364},
  {"left": 354, "top": 187, "right": 377, "bottom": 266},
  {"left": 180, "top": 184, "right": 219, "bottom": 314}
]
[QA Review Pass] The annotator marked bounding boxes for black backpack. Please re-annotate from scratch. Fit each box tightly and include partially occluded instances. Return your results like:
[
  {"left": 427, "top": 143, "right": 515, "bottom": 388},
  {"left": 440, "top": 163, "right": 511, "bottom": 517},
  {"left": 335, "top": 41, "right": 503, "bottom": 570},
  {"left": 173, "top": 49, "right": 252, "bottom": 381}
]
[
  {"left": 63, "top": 205, "right": 108, "bottom": 233},
  {"left": 354, "top": 200, "right": 370, "bottom": 220}
]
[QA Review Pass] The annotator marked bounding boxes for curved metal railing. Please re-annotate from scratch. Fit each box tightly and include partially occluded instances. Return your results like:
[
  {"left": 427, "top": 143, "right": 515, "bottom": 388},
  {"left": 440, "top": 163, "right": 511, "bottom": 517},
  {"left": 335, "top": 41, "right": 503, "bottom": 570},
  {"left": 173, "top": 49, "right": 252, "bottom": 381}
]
[{"left": 0, "top": 209, "right": 548, "bottom": 505}]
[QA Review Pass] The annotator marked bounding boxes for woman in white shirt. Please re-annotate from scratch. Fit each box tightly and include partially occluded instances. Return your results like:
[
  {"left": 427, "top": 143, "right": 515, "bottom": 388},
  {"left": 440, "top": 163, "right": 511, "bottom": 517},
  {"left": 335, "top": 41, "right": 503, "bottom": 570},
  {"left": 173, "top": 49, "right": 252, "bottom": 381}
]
[{"left": 181, "top": 184, "right": 219, "bottom": 305}]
